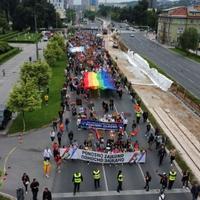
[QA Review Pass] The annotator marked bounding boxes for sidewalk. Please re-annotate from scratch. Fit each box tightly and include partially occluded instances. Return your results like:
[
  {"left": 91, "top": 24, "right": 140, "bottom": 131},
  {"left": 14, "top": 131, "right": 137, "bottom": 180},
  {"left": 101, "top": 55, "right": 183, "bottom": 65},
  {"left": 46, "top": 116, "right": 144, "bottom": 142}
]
[
  {"left": 105, "top": 35, "right": 200, "bottom": 183},
  {"left": 0, "top": 42, "right": 46, "bottom": 105}
]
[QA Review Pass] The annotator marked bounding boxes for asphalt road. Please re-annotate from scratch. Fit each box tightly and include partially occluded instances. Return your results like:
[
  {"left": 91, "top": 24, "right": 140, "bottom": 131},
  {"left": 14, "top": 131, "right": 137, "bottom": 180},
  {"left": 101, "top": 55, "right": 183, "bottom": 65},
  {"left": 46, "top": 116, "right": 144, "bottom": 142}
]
[
  {"left": 52, "top": 88, "right": 191, "bottom": 200},
  {"left": 117, "top": 27, "right": 200, "bottom": 99},
  {"left": 0, "top": 41, "right": 47, "bottom": 105}
]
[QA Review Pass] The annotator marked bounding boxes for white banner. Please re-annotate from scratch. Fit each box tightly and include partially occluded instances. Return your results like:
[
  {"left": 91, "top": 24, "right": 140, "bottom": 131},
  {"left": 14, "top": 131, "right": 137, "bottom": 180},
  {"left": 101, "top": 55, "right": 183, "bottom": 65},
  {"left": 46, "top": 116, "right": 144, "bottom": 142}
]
[{"left": 60, "top": 148, "right": 146, "bottom": 164}]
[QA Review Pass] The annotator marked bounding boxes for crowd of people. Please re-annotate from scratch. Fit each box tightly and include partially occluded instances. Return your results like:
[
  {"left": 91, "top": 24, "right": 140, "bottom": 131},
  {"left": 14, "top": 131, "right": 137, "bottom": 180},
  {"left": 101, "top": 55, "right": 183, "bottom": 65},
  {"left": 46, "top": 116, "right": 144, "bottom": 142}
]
[{"left": 18, "top": 30, "right": 200, "bottom": 200}]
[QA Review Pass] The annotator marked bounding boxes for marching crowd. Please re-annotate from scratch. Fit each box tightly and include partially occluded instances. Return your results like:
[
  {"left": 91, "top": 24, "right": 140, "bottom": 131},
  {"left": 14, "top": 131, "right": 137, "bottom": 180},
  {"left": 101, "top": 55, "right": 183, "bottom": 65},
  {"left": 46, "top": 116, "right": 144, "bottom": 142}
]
[{"left": 17, "top": 31, "right": 200, "bottom": 200}]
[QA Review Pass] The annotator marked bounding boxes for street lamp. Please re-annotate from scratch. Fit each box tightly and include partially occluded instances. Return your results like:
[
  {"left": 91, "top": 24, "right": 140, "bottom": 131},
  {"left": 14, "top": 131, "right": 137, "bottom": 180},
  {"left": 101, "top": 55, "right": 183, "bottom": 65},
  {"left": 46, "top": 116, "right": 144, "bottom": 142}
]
[{"left": 34, "top": 7, "right": 39, "bottom": 60}]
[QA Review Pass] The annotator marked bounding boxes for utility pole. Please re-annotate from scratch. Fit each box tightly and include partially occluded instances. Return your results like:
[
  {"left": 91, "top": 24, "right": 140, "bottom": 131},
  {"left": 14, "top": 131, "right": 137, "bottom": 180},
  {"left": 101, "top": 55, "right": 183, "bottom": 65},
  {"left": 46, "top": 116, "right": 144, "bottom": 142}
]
[{"left": 34, "top": 10, "right": 39, "bottom": 60}]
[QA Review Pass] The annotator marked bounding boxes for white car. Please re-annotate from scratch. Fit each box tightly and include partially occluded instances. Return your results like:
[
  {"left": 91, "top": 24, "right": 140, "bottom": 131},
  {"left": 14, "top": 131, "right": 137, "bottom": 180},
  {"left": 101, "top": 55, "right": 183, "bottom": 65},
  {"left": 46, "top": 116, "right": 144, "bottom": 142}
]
[
  {"left": 130, "top": 34, "right": 134, "bottom": 37},
  {"left": 43, "top": 36, "right": 48, "bottom": 41}
]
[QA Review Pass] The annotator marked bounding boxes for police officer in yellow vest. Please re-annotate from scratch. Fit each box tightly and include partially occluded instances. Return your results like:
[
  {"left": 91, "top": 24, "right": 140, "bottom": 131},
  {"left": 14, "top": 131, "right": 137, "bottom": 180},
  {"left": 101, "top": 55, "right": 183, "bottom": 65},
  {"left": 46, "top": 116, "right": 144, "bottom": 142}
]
[
  {"left": 72, "top": 172, "right": 83, "bottom": 195},
  {"left": 93, "top": 169, "right": 101, "bottom": 189},
  {"left": 117, "top": 170, "right": 124, "bottom": 192},
  {"left": 136, "top": 111, "right": 141, "bottom": 124},
  {"left": 168, "top": 169, "right": 177, "bottom": 190}
]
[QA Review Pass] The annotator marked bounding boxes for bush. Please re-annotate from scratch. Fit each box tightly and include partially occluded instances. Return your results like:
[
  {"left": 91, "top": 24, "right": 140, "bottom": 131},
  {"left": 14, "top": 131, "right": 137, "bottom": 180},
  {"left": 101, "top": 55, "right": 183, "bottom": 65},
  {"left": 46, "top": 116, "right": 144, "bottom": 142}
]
[
  {"left": 0, "top": 41, "right": 13, "bottom": 54},
  {"left": 0, "top": 48, "right": 21, "bottom": 64}
]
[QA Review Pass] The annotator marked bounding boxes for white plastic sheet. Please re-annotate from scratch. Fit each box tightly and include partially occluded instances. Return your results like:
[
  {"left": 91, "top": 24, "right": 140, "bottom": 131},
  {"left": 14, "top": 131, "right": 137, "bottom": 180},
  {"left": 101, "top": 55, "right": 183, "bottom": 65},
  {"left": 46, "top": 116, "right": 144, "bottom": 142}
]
[{"left": 126, "top": 50, "right": 173, "bottom": 91}]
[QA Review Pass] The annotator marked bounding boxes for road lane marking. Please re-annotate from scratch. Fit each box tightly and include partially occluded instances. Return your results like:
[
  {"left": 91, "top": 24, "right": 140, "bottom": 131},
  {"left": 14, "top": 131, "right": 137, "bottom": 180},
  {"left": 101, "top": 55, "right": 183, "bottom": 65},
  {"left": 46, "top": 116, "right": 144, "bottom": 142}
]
[
  {"left": 52, "top": 188, "right": 190, "bottom": 198},
  {"left": 102, "top": 165, "right": 109, "bottom": 191},
  {"left": 4, "top": 146, "right": 17, "bottom": 174},
  {"left": 137, "top": 164, "right": 145, "bottom": 182}
]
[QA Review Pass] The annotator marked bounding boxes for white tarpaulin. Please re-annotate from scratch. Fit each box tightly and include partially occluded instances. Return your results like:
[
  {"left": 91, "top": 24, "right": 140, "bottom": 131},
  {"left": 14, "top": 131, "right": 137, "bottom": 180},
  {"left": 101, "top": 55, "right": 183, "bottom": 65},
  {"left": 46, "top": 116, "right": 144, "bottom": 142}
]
[
  {"left": 69, "top": 46, "right": 85, "bottom": 53},
  {"left": 60, "top": 148, "right": 146, "bottom": 164},
  {"left": 126, "top": 50, "right": 173, "bottom": 91}
]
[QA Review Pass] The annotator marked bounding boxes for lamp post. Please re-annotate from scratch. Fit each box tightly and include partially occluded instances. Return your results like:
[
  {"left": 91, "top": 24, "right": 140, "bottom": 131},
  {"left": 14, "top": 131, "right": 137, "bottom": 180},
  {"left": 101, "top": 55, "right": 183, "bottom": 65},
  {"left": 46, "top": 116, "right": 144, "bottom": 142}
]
[{"left": 34, "top": 9, "right": 39, "bottom": 60}]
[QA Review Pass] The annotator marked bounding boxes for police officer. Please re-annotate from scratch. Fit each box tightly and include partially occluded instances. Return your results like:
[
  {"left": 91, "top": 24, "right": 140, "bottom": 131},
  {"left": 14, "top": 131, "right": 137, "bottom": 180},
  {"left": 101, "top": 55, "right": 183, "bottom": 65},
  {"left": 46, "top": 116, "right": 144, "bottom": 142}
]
[
  {"left": 93, "top": 168, "right": 101, "bottom": 189},
  {"left": 72, "top": 172, "right": 83, "bottom": 195},
  {"left": 168, "top": 169, "right": 177, "bottom": 190},
  {"left": 136, "top": 111, "right": 141, "bottom": 124},
  {"left": 117, "top": 170, "right": 124, "bottom": 193}
]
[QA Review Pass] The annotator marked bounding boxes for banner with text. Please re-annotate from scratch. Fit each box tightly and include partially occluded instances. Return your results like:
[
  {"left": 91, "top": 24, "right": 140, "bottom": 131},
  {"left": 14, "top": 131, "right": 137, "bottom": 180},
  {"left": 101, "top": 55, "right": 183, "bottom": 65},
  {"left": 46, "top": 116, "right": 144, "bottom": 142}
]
[
  {"left": 80, "top": 119, "right": 123, "bottom": 131},
  {"left": 60, "top": 148, "right": 146, "bottom": 164}
]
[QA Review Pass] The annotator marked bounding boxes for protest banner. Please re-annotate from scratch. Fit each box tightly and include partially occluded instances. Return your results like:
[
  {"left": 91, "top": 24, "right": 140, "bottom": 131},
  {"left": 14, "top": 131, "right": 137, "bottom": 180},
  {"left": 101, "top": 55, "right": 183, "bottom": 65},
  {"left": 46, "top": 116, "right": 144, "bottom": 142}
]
[
  {"left": 80, "top": 119, "right": 123, "bottom": 131},
  {"left": 60, "top": 148, "right": 146, "bottom": 164}
]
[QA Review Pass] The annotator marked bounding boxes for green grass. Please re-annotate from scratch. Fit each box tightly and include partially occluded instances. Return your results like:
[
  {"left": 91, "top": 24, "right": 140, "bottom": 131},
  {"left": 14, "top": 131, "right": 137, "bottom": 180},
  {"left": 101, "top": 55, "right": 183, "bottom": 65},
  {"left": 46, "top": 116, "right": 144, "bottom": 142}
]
[
  {"left": 0, "top": 195, "right": 11, "bottom": 200},
  {"left": 0, "top": 48, "right": 22, "bottom": 64},
  {"left": 8, "top": 57, "right": 66, "bottom": 134},
  {"left": 8, "top": 33, "right": 42, "bottom": 43},
  {"left": 170, "top": 47, "right": 200, "bottom": 64}
]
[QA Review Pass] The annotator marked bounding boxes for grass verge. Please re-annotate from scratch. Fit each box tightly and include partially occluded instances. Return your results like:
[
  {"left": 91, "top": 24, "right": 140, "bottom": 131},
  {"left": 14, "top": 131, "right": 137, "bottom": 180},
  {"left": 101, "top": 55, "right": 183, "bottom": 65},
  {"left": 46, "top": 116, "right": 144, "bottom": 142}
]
[
  {"left": 0, "top": 48, "right": 22, "bottom": 64},
  {"left": 0, "top": 195, "right": 11, "bottom": 200},
  {"left": 170, "top": 47, "right": 200, "bottom": 64},
  {"left": 8, "top": 33, "right": 42, "bottom": 43},
  {"left": 8, "top": 57, "right": 66, "bottom": 134}
]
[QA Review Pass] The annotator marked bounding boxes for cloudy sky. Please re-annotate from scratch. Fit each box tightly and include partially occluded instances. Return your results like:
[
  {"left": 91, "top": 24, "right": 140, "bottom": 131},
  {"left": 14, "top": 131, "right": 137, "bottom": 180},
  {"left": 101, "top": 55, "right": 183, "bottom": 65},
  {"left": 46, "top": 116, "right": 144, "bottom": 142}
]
[{"left": 74, "top": 0, "right": 134, "bottom": 5}]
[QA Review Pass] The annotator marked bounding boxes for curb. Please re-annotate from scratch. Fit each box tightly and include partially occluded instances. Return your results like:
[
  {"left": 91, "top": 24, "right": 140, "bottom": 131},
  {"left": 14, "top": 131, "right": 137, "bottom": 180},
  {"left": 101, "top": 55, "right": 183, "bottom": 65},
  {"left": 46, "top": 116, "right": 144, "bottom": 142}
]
[{"left": 0, "top": 191, "right": 16, "bottom": 200}]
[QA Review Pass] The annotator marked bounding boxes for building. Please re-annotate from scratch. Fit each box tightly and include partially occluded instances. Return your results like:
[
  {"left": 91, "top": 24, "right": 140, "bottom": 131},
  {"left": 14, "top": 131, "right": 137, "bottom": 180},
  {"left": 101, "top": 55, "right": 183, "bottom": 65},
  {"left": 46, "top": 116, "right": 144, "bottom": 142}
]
[
  {"left": 81, "top": 0, "right": 90, "bottom": 10},
  {"left": 64, "top": 0, "right": 74, "bottom": 9},
  {"left": 157, "top": 6, "right": 200, "bottom": 46},
  {"left": 48, "top": 0, "right": 66, "bottom": 19}
]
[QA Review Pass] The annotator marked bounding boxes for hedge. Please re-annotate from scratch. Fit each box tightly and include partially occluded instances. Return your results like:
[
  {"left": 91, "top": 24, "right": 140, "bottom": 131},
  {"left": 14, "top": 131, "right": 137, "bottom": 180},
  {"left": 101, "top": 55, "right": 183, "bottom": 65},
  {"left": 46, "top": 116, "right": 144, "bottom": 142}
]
[{"left": 0, "top": 48, "right": 21, "bottom": 64}]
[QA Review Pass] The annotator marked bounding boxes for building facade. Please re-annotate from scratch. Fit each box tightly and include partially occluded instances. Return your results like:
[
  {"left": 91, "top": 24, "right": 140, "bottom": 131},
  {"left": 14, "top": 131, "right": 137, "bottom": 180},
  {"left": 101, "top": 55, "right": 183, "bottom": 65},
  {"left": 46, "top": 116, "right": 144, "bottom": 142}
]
[
  {"left": 64, "top": 0, "right": 74, "bottom": 9},
  {"left": 48, "top": 0, "right": 66, "bottom": 19},
  {"left": 157, "top": 6, "right": 200, "bottom": 46}
]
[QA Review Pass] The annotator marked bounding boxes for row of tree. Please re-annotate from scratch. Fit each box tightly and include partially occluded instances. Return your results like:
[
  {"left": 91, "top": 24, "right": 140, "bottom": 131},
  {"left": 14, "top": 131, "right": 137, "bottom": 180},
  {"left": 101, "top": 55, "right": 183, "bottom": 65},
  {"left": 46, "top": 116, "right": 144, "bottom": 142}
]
[
  {"left": 0, "top": 0, "right": 62, "bottom": 31},
  {"left": 97, "top": 0, "right": 159, "bottom": 30},
  {"left": 7, "top": 34, "right": 65, "bottom": 132}
]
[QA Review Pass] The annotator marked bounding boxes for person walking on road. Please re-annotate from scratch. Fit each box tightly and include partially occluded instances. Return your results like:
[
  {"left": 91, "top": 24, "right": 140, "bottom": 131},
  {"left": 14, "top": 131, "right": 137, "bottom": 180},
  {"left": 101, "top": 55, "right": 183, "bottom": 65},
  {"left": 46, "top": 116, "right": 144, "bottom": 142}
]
[
  {"left": 191, "top": 182, "right": 200, "bottom": 200},
  {"left": 30, "top": 178, "right": 39, "bottom": 200},
  {"left": 68, "top": 130, "right": 74, "bottom": 144},
  {"left": 50, "top": 130, "right": 55, "bottom": 142},
  {"left": 42, "top": 187, "right": 52, "bottom": 200},
  {"left": 143, "top": 111, "right": 148, "bottom": 123},
  {"left": 21, "top": 173, "right": 30, "bottom": 194},
  {"left": 168, "top": 169, "right": 177, "bottom": 190},
  {"left": 181, "top": 170, "right": 190, "bottom": 188},
  {"left": 93, "top": 168, "right": 101, "bottom": 189},
  {"left": 65, "top": 117, "right": 70, "bottom": 132},
  {"left": 158, "top": 145, "right": 166, "bottom": 166},
  {"left": 57, "top": 131, "right": 62, "bottom": 147},
  {"left": 117, "top": 170, "right": 124, "bottom": 193},
  {"left": 158, "top": 172, "right": 168, "bottom": 191},
  {"left": 144, "top": 171, "right": 151, "bottom": 191},
  {"left": 43, "top": 147, "right": 52, "bottom": 161},
  {"left": 72, "top": 172, "right": 83, "bottom": 195},
  {"left": 169, "top": 148, "right": 176, "bottom": 166}
]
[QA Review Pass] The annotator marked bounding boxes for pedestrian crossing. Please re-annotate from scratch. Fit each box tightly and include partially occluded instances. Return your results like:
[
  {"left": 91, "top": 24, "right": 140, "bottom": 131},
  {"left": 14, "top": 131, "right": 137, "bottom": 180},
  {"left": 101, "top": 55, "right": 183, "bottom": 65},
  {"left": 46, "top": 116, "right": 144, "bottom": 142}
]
[{"left": 52, "top": 188, "right": 190, "bottom": 198}]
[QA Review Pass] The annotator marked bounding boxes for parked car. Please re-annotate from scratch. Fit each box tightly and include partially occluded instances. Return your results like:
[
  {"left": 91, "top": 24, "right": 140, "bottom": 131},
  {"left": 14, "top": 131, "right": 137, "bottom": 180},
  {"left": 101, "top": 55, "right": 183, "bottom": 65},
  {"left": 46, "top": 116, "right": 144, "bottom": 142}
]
[
  {"left": 0, "top": 105, "right": 12, "bottom": 130},
  {"left": 43, "top": 36, "right": 48, "bottom": 41},
  {"left": 130, "top": 34, "right": 134, "bottom": 37}
]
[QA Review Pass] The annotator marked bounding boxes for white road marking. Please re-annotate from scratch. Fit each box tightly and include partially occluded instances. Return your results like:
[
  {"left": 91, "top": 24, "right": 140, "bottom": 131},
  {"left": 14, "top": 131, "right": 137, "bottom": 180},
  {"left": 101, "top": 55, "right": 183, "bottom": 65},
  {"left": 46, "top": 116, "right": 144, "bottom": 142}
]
[
  {"left": 102, "top": 165, "right": 109, "bottom": 191},
  {"left": 52, "top": 188, "right": 189, "bottom": 198},
  {"left": 4, "top": 146, "right": 17, "bottom": 174},
  {"left": 137, "top": 163, "right": 145, "bottom": 182}
]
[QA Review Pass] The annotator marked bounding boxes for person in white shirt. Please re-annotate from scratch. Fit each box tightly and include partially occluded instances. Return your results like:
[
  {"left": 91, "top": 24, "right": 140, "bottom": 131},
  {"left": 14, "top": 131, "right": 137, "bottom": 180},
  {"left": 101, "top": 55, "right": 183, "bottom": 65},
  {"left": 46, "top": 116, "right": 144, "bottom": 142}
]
[
  {"left": 123, "top": 117, "right": 128, "bottom": 131},
  {"left": 43, "top": 148, "right": 52, "bottom": 161},
  {"left": 50, "top": 130, "right": 55, "bottom": 142}
]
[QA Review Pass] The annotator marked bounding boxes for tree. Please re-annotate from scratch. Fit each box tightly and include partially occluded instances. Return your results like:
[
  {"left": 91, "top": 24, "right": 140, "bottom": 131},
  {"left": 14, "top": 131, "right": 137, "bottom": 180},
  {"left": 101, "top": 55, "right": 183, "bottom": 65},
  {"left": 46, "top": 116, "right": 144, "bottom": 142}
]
[
  {"left": 44, "top": 40, "right": 64, "bottom": 66},
  {"left": 84, "top": 10, "right": 96, "bottom": 21},
  {"left": 179, "top": 27, "right": 199, "bottom": 52},
  {"left": 65, "top": 9, "right": 76, "bottom": 24},
  {"left": 12, "top": 0, "right": 61, "bottom": 31},
  {"left": 49, "top": 34, "right": 65, "bottom": 51},
  {"left": 0, "top": 12, "right": 9, "bottom": 33},
  {"left": 20, "top": 60, "right": 52, "bottom": 90},
  {"left": 7, "top": 80, "right": 42, "bottom": 132}
]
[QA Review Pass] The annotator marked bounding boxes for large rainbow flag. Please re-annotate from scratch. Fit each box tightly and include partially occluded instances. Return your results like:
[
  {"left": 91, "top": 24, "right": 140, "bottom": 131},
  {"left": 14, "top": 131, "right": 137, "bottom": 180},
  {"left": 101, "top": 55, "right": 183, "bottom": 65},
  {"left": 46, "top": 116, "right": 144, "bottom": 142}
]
[{"left": 83, "top": 71, "right": 115, "bottom": 90}]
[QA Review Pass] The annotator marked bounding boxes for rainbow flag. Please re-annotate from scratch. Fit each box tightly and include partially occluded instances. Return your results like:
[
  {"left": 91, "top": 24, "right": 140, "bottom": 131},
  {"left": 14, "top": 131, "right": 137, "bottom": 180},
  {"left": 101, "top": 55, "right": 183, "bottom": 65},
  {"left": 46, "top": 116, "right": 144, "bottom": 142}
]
[{"left": 84, "top": 71, "right": 115, "bottom": 90}]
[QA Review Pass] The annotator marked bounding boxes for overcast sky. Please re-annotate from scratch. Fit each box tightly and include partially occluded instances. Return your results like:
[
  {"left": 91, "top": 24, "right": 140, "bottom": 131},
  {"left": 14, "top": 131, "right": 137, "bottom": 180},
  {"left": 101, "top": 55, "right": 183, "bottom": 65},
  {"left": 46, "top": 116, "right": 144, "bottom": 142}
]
[{"left": 74, "top": 0, "right": 134, "bottom": 5}]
